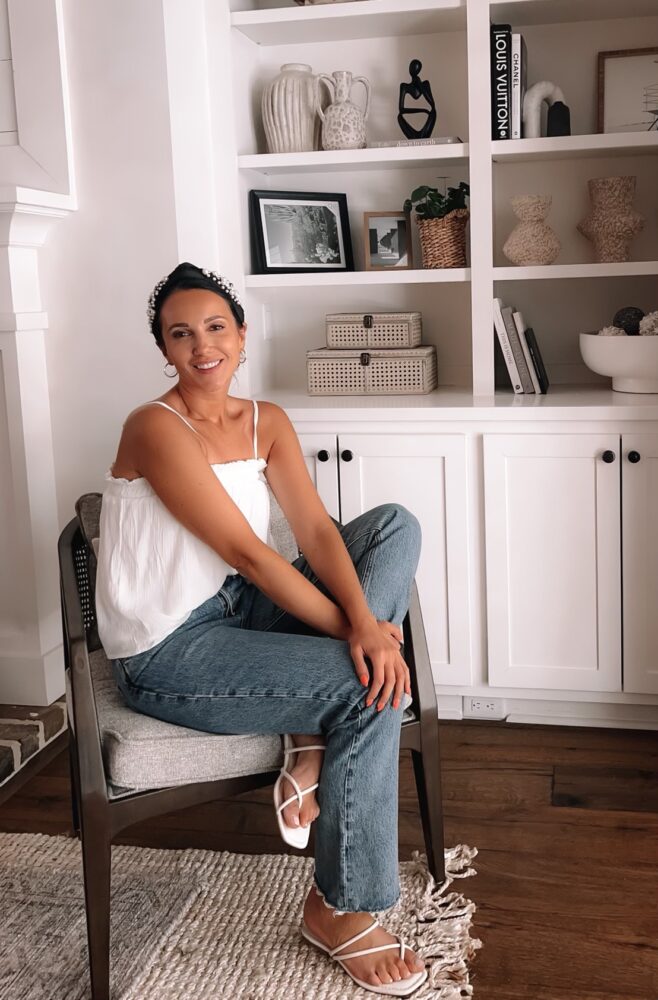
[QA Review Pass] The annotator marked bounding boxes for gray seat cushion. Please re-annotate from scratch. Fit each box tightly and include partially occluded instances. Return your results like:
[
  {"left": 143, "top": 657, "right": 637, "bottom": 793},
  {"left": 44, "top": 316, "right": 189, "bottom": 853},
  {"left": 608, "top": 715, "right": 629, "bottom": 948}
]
[
  {"left": 88, "top": 649, "right": 284, "bottom": 797},
  {"left": 75, "top": 491, "right": 415, "bottom": 799}
]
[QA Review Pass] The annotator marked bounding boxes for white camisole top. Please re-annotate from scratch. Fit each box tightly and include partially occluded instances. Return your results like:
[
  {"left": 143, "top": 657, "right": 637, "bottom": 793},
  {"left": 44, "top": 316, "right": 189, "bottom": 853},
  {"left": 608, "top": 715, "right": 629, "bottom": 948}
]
[{"left": 96, "top": 399, "right": 270, "bottom": 659}]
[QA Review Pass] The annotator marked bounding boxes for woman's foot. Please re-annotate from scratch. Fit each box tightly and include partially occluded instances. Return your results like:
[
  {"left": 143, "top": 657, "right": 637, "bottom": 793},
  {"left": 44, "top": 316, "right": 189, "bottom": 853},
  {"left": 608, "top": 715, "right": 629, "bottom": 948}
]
[
  {"left": 303, "top": 885, "right": 426, "bottom": 988},
  {"left": 280, "top": 735, "right": 326, "bottom": 831}
]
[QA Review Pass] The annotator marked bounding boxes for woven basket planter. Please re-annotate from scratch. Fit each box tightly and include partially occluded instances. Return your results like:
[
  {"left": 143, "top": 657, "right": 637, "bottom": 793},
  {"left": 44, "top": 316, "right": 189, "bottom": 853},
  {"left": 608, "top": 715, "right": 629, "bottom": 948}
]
[{"left": 417, "top": 209, "right": 469, "bottom": 268}]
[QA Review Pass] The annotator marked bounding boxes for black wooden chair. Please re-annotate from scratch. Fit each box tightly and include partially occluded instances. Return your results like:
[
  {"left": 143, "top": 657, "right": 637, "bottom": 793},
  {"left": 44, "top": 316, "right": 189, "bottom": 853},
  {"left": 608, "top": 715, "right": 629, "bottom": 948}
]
[{"left": 58, "top": 492, "right": 445, "bottom": 1000}]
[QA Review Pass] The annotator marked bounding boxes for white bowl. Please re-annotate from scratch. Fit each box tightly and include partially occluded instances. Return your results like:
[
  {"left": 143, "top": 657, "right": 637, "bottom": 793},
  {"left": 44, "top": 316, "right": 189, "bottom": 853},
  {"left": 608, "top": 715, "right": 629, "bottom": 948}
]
[{"left": 579, "top": 333, "right": 658, "bottom": 393}]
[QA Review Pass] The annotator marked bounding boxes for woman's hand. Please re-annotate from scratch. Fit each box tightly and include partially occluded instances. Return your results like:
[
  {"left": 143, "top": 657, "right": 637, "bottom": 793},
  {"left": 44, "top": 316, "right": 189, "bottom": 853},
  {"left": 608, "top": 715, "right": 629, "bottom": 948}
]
[{"left": 347, "top": 616, "right": 411, "bottom": 711}]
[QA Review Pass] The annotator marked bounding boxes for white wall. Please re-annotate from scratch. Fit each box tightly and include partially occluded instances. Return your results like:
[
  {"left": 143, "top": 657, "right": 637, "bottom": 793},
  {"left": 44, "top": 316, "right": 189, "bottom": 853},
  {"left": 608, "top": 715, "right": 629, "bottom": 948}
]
[{"left": 40, "top": 0, "right": 179, "bottom": 524}]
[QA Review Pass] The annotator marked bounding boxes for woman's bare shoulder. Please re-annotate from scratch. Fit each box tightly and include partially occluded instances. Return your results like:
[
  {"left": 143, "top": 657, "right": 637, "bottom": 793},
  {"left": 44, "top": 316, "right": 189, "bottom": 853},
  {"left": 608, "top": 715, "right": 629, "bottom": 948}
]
[
  {"left": 255, "top": 399, "right": 292, "bottom": 428},
  {"left": 122, "top": 396, "right": 179, "bottom": 432}
]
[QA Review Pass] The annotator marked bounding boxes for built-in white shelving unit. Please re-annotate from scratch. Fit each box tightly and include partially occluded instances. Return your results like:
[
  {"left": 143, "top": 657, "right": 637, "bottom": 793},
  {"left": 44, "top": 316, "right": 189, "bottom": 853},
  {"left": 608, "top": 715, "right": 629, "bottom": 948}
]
[
  {"left": 156, "top": 0, "right": 658, "bottom": 722},
  {"left": 217, "top": 0, "right": 658, "bottom": 398}
]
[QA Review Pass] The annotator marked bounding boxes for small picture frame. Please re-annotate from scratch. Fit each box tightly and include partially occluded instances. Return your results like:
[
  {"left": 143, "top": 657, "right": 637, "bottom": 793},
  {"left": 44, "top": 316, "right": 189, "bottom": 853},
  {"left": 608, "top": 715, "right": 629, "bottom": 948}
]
[
  {"left": 597, "top": 47, "right": 658, "bottom": 134},
  {"left": 249, "top": 190, "right": 353, "bottom": 275},
  {"left": 363, "top": 211, "right": 413, "bottom": 271}
]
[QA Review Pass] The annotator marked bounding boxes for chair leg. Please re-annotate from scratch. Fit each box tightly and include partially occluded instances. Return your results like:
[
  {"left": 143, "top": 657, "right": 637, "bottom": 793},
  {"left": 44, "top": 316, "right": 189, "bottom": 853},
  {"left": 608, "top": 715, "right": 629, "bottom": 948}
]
[
  {"left": 80, "top": 816, "right": 112, "bottom": 1000},
  {"left": 68, "top": 740, "right": 81, "bottom": 837},
  {"left": 411, "top": 723, "right": 446, "bottom": 884}
]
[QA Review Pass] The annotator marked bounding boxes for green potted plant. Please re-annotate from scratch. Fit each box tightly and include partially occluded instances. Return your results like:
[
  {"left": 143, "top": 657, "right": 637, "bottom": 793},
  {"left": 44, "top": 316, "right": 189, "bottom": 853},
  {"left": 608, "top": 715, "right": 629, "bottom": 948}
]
[{"left": 404, "top": 181, "right": 470, "bottom": 268}]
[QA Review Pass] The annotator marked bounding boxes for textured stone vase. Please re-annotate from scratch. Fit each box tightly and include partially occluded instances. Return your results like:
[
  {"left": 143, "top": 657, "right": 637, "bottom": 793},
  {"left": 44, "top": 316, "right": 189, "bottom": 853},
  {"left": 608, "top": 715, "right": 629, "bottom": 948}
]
[
  {"left": 577, "top": 176, "right": 645, "bottom": 263},
  {"left": 318, "top": 70, "right": 371, "bottom": 150},
  {"left": 261, "top": 63, "right": 319, "bottom": 154},
  {"left": 502, "top": 194, "right": 561, "bottom": 266}
]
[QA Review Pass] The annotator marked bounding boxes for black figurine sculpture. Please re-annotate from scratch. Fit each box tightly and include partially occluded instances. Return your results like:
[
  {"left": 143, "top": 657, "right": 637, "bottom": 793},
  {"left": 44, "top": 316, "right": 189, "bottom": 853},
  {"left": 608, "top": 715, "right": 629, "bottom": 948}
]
[
  {"left": 398, "top": 60, "right": 437, "bottom": 140},
  {"left": 547, "top": 100, "right": 571, "bottom": 137}
]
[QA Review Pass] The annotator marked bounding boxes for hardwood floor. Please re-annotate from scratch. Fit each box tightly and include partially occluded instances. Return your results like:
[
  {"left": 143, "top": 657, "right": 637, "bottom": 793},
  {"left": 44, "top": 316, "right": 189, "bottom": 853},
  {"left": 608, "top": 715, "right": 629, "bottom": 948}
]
[{"left": 1, "top": 720, "right": 657, "bottom": 1000}]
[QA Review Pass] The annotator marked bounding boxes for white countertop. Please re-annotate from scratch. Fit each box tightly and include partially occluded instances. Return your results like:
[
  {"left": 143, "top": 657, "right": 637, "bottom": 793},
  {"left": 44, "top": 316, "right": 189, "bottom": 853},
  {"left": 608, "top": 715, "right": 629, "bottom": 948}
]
[{"left": 262, "top": 385, "right": 658, "bottom": 422}]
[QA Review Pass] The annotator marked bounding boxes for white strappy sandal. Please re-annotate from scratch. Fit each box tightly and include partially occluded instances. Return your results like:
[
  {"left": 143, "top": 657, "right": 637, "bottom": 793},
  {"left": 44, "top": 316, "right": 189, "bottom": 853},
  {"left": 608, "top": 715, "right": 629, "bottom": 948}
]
[
  {"left": 301, "top": 916, "right": 428, "bottom": 996},
  {"left": 273, "top": 734, "right": 326, "bottom": 849}
]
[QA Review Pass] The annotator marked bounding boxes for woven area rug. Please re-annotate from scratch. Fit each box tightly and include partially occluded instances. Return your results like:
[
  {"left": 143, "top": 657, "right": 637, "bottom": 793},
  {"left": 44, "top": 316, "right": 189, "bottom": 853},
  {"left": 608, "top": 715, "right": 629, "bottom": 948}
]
[{"left": 0, "top": 832, "right": 481, "bottom": 999}]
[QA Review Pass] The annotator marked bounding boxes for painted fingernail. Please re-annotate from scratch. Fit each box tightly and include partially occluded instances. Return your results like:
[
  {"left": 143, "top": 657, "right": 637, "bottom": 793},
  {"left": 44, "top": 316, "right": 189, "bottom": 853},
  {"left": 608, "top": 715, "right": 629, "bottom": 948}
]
[{"left": 366, "top": 699, "right": 373, "bottom": 706}]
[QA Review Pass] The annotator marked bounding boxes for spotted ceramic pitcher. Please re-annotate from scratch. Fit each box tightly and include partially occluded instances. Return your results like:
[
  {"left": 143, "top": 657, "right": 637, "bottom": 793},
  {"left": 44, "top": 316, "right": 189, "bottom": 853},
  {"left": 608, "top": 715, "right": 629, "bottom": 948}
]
[{"left": 318, "top": 70, "right": 371, "bottom": 150}]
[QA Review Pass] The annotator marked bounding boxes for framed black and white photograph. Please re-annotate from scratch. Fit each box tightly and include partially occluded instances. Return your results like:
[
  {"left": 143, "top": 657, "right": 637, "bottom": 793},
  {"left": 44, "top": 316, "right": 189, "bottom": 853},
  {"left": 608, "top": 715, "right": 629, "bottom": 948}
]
[
  {"left": 249, "top": 190, "right": 353, "bottom": 274},
  {"left": 597, "top": 47, "right": 658, "bottom": 133},
  {"left": 363, "top": 211, "right": 413, "bottom": 271}
]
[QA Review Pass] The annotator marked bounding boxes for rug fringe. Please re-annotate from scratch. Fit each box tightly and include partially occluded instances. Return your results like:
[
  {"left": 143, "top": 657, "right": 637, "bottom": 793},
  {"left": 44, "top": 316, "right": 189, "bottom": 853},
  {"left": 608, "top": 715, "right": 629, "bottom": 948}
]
[{"left": 385, "top": 847, "right": 482, "bottom": 1000}]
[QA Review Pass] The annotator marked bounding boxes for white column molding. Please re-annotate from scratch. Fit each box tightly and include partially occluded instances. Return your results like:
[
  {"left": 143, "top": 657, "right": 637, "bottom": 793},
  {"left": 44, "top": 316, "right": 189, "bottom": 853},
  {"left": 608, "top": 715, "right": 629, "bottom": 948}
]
[
  {"left": 0, "top": 190, "right": 73, "bottom": 704},
  {"left": 162, "top": 0, "right": 250, "bottom": 395},
  {"left": 0, "top": 0, "right": 75, "bottom": 704}
]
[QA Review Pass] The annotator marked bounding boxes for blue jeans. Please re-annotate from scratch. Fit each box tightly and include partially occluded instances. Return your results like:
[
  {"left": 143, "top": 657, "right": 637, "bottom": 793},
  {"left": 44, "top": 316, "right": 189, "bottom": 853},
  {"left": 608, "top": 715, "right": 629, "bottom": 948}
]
[{"left": 112, "top": 503, "right": 421, "bottom": 912}]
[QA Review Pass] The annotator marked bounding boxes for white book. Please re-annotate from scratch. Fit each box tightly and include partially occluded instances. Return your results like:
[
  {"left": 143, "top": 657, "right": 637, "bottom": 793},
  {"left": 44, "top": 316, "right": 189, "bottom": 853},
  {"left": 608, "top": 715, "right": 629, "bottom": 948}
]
[
  {"left": 493, "top": 297, "right": 522, "bottom": 393},
  {"left": 513, "top": 310, "right": 542, "bottom": 394},
  {"left": 510, "top": 33, "right": 522, "bottom": 140}
]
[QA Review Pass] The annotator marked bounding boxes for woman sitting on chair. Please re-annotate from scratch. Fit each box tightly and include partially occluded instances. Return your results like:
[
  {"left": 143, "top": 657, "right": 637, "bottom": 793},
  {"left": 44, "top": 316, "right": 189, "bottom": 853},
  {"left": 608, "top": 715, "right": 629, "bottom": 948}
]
[{"left": 96, "top": 262, "right": 427, "bottom": 996}]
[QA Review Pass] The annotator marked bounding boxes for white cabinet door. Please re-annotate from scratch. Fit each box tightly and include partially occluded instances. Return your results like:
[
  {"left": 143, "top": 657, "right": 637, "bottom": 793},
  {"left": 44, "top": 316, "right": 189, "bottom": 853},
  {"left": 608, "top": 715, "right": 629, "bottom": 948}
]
[
  {"left": 337, "top": 433, "right": 472, "bottom": 687},
  {"left": 295, "top": 433, "right": 340, "bottom": 521},
  {"left": 622, "top": 434, "right": 658, "bottom": 695},
  {"left": 484, "top": 434, "right": 621, "bottom": 692}
]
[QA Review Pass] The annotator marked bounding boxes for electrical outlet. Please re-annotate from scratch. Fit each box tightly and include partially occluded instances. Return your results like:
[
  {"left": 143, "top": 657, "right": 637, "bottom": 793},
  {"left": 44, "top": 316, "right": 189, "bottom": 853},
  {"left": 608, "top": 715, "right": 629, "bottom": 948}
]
[{"left": 462, "top": 696, "right": 507, "bottom": 720}]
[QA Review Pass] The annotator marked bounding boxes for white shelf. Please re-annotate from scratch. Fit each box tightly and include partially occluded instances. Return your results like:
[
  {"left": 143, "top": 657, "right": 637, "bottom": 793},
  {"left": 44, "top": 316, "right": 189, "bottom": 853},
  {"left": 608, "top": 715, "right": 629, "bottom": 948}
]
[
  {"left": 245, "top": 268, "right": 470, "bottom": 290},
  {"left": 492, "top": 133, "right": 658, "bottom": 164},
  {"left": 494, "top": 262, "right": 658, "bottom": 281},
  {"left": 231, "top": 0, "right": 465, "bottom": 46},
  {"left": 490, "top": 0, "right": 658, "bottom": 25},
  {"left": 238, "top": 143, "right": 469, "bottom": 175}
]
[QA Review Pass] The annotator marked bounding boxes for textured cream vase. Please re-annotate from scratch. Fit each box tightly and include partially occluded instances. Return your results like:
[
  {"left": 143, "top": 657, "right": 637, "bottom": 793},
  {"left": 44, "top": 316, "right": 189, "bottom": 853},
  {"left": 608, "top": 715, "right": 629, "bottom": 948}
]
[
  {"left": 577, "top": 175, "right": 645, "bottom": 263},
  {"left": 502, "top": 194, "right": 560, "bottom": 266},
  {"left": 262, "top": 63, "right": 319, "bottom": 154}
]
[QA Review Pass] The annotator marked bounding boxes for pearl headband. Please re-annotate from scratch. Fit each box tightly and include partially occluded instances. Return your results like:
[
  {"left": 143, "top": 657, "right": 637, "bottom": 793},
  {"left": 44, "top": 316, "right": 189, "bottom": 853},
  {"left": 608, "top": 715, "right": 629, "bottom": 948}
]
[{"left": 146, "top": 268, "right": 243, "bottom": 326}]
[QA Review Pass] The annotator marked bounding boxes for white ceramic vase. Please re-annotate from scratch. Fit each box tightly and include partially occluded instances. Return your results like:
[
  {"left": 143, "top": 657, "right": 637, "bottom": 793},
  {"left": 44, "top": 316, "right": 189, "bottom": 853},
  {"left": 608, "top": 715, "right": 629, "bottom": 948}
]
[{"left": 261, "top": 63, "right": 319, "bottom": 154}]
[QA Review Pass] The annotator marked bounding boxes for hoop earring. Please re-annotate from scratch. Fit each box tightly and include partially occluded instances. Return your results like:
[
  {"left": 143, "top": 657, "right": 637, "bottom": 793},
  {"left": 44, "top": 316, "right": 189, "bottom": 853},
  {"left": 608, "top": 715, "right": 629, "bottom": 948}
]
[
  {"left": 239, "top": 349, "right": 247, "bottom": 365},
  {"left": 163, "top": 362, "right": 177, "bottom": 378}
]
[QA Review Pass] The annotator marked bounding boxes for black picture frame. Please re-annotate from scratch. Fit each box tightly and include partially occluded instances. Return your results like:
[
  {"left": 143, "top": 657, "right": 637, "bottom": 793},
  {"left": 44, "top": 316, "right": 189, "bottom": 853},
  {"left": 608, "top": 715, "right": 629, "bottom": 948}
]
[{"left": 249, "top": 189, "right": 354, "bottom": 275}]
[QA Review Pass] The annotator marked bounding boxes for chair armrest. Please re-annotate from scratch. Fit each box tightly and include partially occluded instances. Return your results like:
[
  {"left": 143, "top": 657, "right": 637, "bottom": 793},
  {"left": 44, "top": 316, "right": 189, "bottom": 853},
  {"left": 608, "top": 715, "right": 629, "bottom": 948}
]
[
  {"left": 403, "top": 580, "right": 437, "bottom": 715},
  {"left": 58, "top": 517, "right": 110, "bottom": 805}
]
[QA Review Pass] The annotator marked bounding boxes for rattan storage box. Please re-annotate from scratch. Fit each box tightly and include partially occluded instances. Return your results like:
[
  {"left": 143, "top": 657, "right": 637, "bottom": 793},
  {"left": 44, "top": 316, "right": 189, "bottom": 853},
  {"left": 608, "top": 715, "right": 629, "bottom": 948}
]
[
  {"left": 325, "top": 312, "right": 422, "bottom": 349},
  {"left": 307, "top": 346, "right": 437, "bottom": 395}
]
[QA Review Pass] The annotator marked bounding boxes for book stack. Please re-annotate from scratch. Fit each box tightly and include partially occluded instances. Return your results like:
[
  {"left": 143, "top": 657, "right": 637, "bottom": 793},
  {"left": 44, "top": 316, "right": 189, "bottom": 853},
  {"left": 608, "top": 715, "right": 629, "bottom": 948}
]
[
  {"left": 490, "top": 23, "right": 527, "bottom": 140},
  {"left": 493, "top": 298, "right": 549, "bottom": 394}
]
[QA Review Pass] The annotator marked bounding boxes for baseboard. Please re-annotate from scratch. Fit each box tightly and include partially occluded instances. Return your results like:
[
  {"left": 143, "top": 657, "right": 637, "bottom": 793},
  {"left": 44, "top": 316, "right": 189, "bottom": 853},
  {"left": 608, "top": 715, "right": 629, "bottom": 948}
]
[{"left": 435, "top": 689, "right": 658, "bottom": 730}]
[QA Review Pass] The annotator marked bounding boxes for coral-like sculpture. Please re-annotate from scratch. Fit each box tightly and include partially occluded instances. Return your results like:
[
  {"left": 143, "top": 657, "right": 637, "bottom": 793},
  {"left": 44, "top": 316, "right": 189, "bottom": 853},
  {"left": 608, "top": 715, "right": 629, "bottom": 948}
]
[
  {"left": 502, "top": 194, "right": 560, "bottom": 266},
  {"left": 577, "top": 176, "right": 645, "bottom": 263},
  {"left": 613, "top": 306, "right": 645, "bottom": 336},
  {"left": 639, "top": 310, "right": 658, "bottom": 336},
  {"left": 598, "top": 325, "right": 627, "bottom": 336}
]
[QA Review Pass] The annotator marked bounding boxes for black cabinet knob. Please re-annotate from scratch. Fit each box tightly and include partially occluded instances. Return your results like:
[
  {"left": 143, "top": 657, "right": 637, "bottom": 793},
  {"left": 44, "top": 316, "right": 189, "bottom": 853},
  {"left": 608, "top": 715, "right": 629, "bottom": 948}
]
[
  {"left": 628, "top": 451, "right": 641, "bottom": 464},
  {"left": 317, "top": 449, "right": 329, "bottom": 462},
  {"left": 602, "top": 450, "right": 615, "bottom": 464},
  {"left": 341, "top": 449, "right": 354, "bottom": 462}
]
